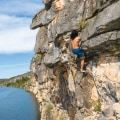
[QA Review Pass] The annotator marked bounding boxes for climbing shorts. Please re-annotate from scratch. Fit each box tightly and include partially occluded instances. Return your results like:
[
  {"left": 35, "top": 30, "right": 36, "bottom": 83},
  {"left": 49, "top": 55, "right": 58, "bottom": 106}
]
[{"left": 72, "top": 48, "right": 84, "bottom": 58}]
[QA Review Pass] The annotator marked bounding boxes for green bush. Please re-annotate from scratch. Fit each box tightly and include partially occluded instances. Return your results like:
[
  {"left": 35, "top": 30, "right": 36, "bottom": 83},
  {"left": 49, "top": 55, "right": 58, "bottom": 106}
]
[
  {"left": 7, "top": 77, "right": 30, "bottom": 88},
  {"left": 92, "top": 99, "right": 101, "bottom": 112},
  {"left": 34, "top": 53, "right": 41, "bottom": 58},
  {"left": 45, "top": 103, "right": 53, "bottom": 115},
  {"left": 76, "top": 18, "right": 88, "bottom": 30}
]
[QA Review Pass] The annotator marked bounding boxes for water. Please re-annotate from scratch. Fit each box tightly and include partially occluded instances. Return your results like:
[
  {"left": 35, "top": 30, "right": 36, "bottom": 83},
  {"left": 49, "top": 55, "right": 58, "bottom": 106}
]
[{"left": 0, "top": 87, "right": 40, "bottom": 120}]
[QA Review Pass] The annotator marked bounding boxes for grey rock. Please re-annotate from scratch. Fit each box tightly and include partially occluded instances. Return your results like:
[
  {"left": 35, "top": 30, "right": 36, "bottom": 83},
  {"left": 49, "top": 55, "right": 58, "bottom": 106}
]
[
  {"left": 42, "top": 0, "right": 53, "bottom": 5},
  {"left": 83, "top": 0, "right": 119, "bottom": 20},
  {"left": 75, "top": 84, "right": 84, "bottom": 108},
  {"left": 44, "top": 43, "right": 61, "bottom": 67},
  {"left": 30, "top": 0, "right": 120, "bottom": 119},
  {"left": 97, "top": 114, "right": 106, "bottom": 120},
  {"left": 48, "top": 0, "right": 84, "bottom": 41},
  {"left": 36, "top": 63, "right": 47, "bottom": 84},
  {"left": 98, "top": 82, "right": 118, "bottom": 103},
  {"left": 74, "top": 71, "right": 84, "bottom": 84},
  {"left": 102, "top": 106, "right": 114, "bottom": 118},
  {"left": 34, "top": 26, "right": 48, "bottom": 53},
  {"left": 53, "top": 46, "right": 61, "bottom": 64},
  {"left": 30, "top": 58, "right": 36, "bottom": 73},
  {"left": 57, "top": 0, "right": 83, "bottom": 34},
  {"left": 81, "top": 30, "right": 120, "bottom": 57},
  {"left": 82, "top": 0, "right": 120, "bottom": 40},
  {"left": 95, "top": 0, "right": 119, "bottom": 13},
  {"left": 30, "top": 56, "right": 42, "bottom": 74},
  {"left": 47, "top": 68, "right": 55, "bottom": 80},
  {"left": 61, "top": 53, "right": 69, "bottom": 63},
  {"left": 107, "top": 82, "right": 118, "bottom": 102},
  {"left": 75, "top": 110, "right": 84, "bottom": 120},
  {"left": 30, "top": 7, "right": 56, "bottom": 29},
  {"left": 48, "top": 22, "right": 57, "bottom": 42},
  {"left": 44, "top": 45, "right": 54, "bottom": 67}
]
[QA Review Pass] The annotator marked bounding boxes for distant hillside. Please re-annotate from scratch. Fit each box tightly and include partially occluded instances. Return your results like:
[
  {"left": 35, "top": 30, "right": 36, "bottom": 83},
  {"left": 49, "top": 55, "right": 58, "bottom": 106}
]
[
  {"left": 0, "top": 79, "right": 8, "bottom": 81},
  {"left": 0, "top": 71, "right": 32, "bottom": 89}
]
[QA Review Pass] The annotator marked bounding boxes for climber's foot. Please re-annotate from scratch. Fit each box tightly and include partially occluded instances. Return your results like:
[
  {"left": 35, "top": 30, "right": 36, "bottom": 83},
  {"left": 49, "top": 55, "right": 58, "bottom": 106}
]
[{"left": 80, "top": 69, "right": 86, "bottom": 73}]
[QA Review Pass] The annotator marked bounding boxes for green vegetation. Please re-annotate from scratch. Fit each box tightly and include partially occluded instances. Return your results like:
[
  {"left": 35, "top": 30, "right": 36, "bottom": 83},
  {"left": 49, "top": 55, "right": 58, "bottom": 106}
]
[
  {"left": 0, "top": 72, "right": 31, "bottom": 89},
  {"left": 34, "top": 53, "right": 41, "bottom": 58},
  {"left": 45, "top": 103, "right": 65, "bottom": 120},
  {"left": 92, "top": 99, "right": 101, "bottom": 112},
  {"left": 45, "top": 103, "right": 53, "bottom": 119},
  {"left": 6, "top": 77, "right": 30, "bottom": 88},
  {"left": 76, "top": 18, "right": 88, "bottom": 30},
  {"left": 45, "top": 103, "right": 53, "bottom": 115},
  {"left": 52, "top": 76, "right": 57, "bottom": 81},
  {"left": 45, "top": 103, "right": 64, "bottom": 120},
  {"left": 33, "top": 52, "right": 45, "bottom": 59}
]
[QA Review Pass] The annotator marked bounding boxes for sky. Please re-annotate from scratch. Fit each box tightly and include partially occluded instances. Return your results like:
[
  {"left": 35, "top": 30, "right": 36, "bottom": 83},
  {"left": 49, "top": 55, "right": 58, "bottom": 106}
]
[{"left": 0, "top": 0, "right": 44, "bottom": 79}]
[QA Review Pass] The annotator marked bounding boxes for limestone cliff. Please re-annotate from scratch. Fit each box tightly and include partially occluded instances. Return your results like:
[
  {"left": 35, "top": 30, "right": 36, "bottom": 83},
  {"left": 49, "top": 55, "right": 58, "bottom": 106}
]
[{"left": 30, "top": 0, "right": 120, "bottom": 120}]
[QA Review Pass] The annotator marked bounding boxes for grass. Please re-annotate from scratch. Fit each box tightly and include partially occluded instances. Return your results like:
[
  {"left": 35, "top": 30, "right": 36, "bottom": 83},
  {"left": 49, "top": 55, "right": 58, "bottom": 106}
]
[
  {"left": 76, "top": 18, "right": 88, "bottom": 30},
  {"left": 92, "top": 99, "right": 101, "bottom": 112},
  {"left": 34, "top": 53, "right": 41, "bottom": 58},
  {"left": 45, "top": 103, "right": 53, "bottom": 115},
  {"left": 45, "top": 102, "right": 65, "bottom": 120},
  {"left": 33, "top": 52, "right": 45, "bottom": 59}
]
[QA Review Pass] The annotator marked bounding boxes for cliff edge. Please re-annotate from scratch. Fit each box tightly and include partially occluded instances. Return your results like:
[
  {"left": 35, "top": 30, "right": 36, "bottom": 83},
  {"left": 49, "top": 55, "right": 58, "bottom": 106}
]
[{"left": 30, "top": 0, "right": 120, "bottom": 120}]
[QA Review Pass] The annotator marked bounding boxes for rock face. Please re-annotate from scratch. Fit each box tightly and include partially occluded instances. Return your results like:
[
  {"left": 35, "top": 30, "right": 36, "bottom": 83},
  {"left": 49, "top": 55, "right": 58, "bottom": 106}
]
[{"left": 30, "top": 0, "right": 120, "bottom": 120}]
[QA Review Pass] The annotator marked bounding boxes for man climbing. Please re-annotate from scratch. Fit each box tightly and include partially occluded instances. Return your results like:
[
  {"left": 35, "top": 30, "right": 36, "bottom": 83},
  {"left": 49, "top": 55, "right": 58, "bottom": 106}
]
[{"left": 70, "top": 30, "right": 85, "bottom": 72}]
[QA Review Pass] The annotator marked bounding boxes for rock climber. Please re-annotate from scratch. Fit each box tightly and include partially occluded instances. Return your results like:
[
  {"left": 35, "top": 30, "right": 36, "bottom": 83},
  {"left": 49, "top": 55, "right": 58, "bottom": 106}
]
[{"left": 70, "top": 30, "right": 86, "bottom": 72}]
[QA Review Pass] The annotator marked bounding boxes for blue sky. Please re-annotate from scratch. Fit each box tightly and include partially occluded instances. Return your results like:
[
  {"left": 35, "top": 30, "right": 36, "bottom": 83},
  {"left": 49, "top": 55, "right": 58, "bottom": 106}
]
[{"left": 0, "top": 0, "right": 44, "bottom": 78}]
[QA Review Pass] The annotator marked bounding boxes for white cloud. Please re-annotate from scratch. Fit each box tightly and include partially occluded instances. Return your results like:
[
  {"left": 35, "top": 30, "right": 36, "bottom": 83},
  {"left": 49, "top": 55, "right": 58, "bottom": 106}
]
[
  {"left": 0, "top": 0, "right": 43, "bottom": 54},
  {"left": 0, "top": 14, "right": 38, "bottom": 54},
  {"left": 0, "top": 14, "right": 31, "bottom": 30},
  {"left": 0, "top": 24, "right": 38, "bottom": 53}
]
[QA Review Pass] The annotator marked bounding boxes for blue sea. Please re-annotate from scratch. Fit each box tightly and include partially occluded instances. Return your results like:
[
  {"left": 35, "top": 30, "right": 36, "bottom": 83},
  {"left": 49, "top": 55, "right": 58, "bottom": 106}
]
[{"left": 0, "top": 87, "right": 40, "bottom": 120}]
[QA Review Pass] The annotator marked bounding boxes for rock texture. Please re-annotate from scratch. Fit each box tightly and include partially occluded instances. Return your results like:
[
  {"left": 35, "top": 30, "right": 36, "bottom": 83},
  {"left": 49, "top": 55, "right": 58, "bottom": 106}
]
[{"left": 30, "top": 0, "right": 120, "bottom": 120}]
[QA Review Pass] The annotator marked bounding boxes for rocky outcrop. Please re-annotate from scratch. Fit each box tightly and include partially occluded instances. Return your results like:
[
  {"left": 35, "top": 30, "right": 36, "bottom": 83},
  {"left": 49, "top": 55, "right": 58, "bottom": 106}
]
[{"left": 30, "top": 0, "right": 120, "bottom": 120}]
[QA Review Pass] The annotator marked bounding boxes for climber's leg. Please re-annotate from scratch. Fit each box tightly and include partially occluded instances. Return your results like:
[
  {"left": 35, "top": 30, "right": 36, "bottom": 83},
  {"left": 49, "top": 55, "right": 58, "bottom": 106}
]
[{"left": 80, "top": 57, "right": 86, "bottom": 72}]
